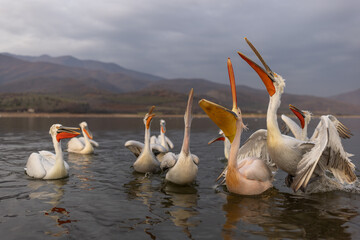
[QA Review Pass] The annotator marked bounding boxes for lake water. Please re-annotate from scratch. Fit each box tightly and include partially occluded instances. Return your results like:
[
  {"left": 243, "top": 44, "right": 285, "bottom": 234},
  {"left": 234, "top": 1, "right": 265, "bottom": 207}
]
[{"left": 0, "top": 116, "right": 359, "bottom": 239}]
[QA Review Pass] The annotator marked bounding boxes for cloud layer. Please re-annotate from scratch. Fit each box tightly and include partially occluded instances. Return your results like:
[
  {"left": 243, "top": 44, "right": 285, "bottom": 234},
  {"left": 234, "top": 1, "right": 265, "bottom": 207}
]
[{"left": 0, "top": 0, "right": 359, "bottom": 96}]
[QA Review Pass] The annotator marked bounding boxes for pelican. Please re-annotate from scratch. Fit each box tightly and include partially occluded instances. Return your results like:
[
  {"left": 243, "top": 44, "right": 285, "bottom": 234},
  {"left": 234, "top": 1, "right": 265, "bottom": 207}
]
[
  {"left": 151, "top": 119, "right": 174, "bottom": 151},
  {"left": 25, "top": 124, "right": 80, "bottom": 180},
  {"left": 125, "top": 107, "right": 167, "bottom": 159},
  {"left": 67, "top": 121, "right": 99, "bottom": 154},
  {"left": 282, "top": 104, "right": 353, "bottom": 141},
  {"left": 208, "top": 130, "right": 230, "bottom": 160},
  {"left": 127, "top": 106, "right": 162, "bottom": 173},
  {"left": 160, "top": 88, "right": 199, "bottom": 185},
  {"left": 237, "top": 37, "right": 356, "bottom": 192},
  {"left": 201, "top": 58, "right": 273, "bottom": 195}
]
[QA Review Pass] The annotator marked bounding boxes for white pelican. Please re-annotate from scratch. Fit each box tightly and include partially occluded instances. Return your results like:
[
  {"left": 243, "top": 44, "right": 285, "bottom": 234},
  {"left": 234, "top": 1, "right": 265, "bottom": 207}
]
[
  {"left": 67, "top": 121, "right": 99, "bottom": 154},
  {"left": 125, "top": 108, "right": 167, "bottom": 159},
  {"left": 237, "top": 37, "right": 356, "bottom": 192},
  {"left": 127, "top": 106, "right": 162, "bottom": 173},
  {"left": 201, "top": 58, "right": 273, "bottom": 195},
  {"left": 151, "top": 119, "right": 174, "bottom": 151},
  {"left": 25, "top": 124, "right": 80, "bottom": 180},
  {"left": 208, "top": 130, "right": 230, "bottom": 160},
  {"left": 160, "top": 88, "right": 199, "bottom": 185}
]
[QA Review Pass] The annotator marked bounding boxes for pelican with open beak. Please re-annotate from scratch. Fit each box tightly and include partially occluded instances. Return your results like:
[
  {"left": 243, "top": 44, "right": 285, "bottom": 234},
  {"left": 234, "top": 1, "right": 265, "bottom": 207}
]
[
  {"left": 25, "top": 124, "right": 80, "bottom": 179},
  {"left": 67, "top": 121, "right": 99, "bottom": 154},
  {"left": 201, "top": 58, "right": 273, "bottom": 195},
  {"left": 238, "top": 37, "right": 356, "bottom": 192}
]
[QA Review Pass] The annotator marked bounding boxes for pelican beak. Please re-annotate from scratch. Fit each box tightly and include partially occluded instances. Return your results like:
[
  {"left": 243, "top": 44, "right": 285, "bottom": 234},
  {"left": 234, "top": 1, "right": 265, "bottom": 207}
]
[
  {"left": 184, "top": 88, "right": 194, "bottom": 128},
  {"left": 146, "top": 106, "right": 156, "bottom": 129},
  {"left": 199, "top": 99, "right": 237, "bottom": 143},
  {"left": 56, "top": 126, "right": 81, "bottom": 142},
  {"left": 238, "top": 38, "right": 276, "bottom": 96},
  {"left": 289, "top": 104, "right": 305, "bottom": 129},
  {"left": 227, "top": 58, "right": 238, "bottom": 112},
  {"left": 83, "top": 126, "right": 94, "bottom": 139},
  {"left": 198, "top": 58, "right": 240, "bottom": 143},
  {"left": 208, "top": 134, "right": 226, "bottom": 145}
]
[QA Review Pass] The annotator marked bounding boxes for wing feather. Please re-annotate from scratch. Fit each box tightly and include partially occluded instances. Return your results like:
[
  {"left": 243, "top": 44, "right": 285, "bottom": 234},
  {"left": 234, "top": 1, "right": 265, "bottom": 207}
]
[
  {"left": 292, "top": 116, "right": 357, "bottom": 192},
  {"left": 281, "top": 114, "right": 303, "bottom": 139},
  {"left": 160, "top": 152, "right": 177, "bottom": 171},
  {"left": 124, "top": 140, "right": 144, "bottom": 157},
  {"left": 165, "top": 136, "right": 174, "bottom": 149}
]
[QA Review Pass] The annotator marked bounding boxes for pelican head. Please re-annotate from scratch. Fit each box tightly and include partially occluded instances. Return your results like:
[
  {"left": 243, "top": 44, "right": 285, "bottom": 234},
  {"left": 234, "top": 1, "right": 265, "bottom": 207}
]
[
  {"left": 79, "top": 121, "right": 93, "bottom": 139},
  {"left": 289, "top": 104, "right": 312, "bottom": 129},
  {"left": 144, "top": 106, "right": 156, "bottom": 129},
  {"left": 49, "top": 124, "right": 80, "bottom": 142},
  {"left": 237, "top": 37, "right": 285, "bottom": 96},
  {"left": 160, "top": 119, "right": 166, "bottom": 133}
]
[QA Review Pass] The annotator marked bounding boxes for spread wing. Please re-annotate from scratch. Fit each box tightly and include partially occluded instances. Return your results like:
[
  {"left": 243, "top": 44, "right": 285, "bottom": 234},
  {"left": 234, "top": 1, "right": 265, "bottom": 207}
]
[
  {"left": 238, "top": 129, "right": 275, "bottom": 171},
  {"left": 310, "top": 115, "right": 353, "bottom": 140},
  {"left": 292, "top": 116, "right": 356, "bottom": 192},
  {"left": 89, "top": 139, "right": 99, "bottom": 147},
  {"left": 125, "top": 140, "right": 167, "bottom": 157},
  {"left": 160, "top": 152, "right": 177, "bottom": 171},
  {"left": 165, "top": 136, "right": 174, "bottom": 149},
  {"left": 281, "top": 114, "right": 303, "bottom": 139},
  {"left": 124, "top": 140, "right": 144, "bottom": 157}
]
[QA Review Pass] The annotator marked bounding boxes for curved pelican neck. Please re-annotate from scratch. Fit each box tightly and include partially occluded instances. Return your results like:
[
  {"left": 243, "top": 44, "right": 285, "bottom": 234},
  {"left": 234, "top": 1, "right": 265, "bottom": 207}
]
[
  {"left": 144, "top": 123, "right": 151, "bottom": 152},
  {"left": 51, "top": 135, "right": 64, "bottom": 166},
  {"left": 228, "top": 118, "right": 242, "bottom": 169},
  {"left": 267, "top": 93, "right": 282, "bottom": 140},
  {"left": 82, "top": 127, "right": 92, "bottom": 147}
]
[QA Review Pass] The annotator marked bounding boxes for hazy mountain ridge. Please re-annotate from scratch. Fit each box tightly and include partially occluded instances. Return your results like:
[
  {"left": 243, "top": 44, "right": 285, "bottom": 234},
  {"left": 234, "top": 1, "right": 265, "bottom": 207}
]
[
  {"left": 330, "top": 88, "right": 360, "bottom": 106},
  {"left": 0, "top": 53, "right": 359, "bottom": 115}
]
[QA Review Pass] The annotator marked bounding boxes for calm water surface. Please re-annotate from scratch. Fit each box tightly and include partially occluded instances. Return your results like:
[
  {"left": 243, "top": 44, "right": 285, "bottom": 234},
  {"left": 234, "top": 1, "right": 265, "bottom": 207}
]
[{"left": 0, "top": 116, "right": 359, "bottom": 239}]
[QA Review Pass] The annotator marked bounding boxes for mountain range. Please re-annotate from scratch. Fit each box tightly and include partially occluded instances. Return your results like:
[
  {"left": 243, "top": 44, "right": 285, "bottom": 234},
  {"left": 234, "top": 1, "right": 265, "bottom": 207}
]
[{"left": 0, "top": 53, "right": 359, "bottom": 115}]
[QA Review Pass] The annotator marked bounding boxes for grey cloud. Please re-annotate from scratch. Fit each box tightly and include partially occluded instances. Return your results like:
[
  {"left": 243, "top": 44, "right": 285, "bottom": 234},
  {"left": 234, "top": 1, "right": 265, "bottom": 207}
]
[{"left": 0, "top": 0, "right": 359, "bottom": 96}]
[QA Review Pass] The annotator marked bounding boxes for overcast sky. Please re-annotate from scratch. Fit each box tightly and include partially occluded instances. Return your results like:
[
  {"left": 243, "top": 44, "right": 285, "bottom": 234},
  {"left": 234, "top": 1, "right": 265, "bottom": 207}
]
[{"left": 0, "top": 0, "right": 359, "bottom": 97}]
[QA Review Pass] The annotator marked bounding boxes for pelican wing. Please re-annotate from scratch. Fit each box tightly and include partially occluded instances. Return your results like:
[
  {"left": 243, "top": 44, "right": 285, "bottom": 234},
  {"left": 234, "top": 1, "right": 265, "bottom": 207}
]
[
  {"left": 160, "top": 152, "right": 177, "bottom": 171},
  {"left": 151, "top": 143, "right": 168, "bottom": 155},
  {"left": 38, "top": 150, "right": 69, "bottom": 170},
  {"left": 150, "top": 135, "right": 159, "bottom": 145},
  {"left": 216, "top": 129, "right": 276, "bottom": 183},
  {"left": 26, "top": 153, "right": 47, "bottom": 179},
  {"left": 281, "top": 114, "right": 303, "bottom": 139},
  {"left": 38, "top": 150, "right": 55, "bottom": 162},
  {"left": 165, "top": 136, "right": 174, "bottom": 149},
  {"left": 124, "top": 140, "right": 144, "bottom": 157},
  {"left": 292, "top": 116, "right": 356, "bottom": 192},
  {"left": 238, "top": 158, "right": 273, "bottom": 182},
  {"left": 68, "top": 137, "right": 85, "bottom": 152},
  {"left": 238, "top": 129, "right": 276, "bottom": 170},
  {"left": 89, "top": 139, "right": 99, "bottom": 147},
  {"left": 125, "top": 140, "right": 167, "bottom": 157},
  {"left": 192, "top": 154, "right": 199, "bottom": 165}
]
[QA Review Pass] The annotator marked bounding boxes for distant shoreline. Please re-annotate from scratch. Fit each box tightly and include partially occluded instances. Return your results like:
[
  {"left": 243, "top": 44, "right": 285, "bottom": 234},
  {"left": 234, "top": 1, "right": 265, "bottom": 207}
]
[{"left": 1, "top": 112, "right": 360, "bottom": 119}]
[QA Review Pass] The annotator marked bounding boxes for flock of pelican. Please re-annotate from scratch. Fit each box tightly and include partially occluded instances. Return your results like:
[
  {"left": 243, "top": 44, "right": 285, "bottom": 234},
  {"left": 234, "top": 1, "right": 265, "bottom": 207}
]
[{"left": 25, "top": 38, "right": 357, "bottom": 196}]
